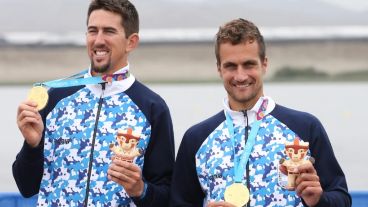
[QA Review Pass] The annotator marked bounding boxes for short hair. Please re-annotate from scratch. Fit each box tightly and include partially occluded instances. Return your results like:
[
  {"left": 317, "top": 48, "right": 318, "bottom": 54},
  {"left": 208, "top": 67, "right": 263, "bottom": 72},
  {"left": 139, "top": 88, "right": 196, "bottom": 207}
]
[
  {"left": 87, "top": 0, "right": 139, "bottom": 38},
  {"left": 215, "top": 18, "right": 266, "bottom": 65}
]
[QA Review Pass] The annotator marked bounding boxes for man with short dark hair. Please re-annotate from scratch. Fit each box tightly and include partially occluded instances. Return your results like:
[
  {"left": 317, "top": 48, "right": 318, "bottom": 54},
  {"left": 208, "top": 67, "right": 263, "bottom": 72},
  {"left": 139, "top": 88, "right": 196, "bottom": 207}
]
[
  {"left": 13, "top": 0, "right": 174, "bottom": 206},
  {"left": 170, "top": 18, "right": 351, "bottom": 207}
]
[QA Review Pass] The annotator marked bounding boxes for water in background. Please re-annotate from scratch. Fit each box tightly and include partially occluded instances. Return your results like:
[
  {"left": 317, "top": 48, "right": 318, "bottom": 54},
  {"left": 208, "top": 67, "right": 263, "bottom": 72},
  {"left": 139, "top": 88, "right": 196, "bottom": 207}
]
[{"left": 1, "top": 82, "right": 367, "bottom": 192}]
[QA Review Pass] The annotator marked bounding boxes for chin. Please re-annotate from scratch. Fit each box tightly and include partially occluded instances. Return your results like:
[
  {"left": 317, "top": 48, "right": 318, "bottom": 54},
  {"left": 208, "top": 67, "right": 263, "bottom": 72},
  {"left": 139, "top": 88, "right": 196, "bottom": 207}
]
[{"left": 92, "top": 63, "right": 110, "bottom": 74}]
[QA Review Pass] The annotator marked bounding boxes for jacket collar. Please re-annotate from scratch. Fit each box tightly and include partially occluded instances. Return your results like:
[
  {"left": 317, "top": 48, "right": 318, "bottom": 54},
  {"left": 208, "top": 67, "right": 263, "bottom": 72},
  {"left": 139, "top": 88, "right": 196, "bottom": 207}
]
[
  {"left": 84, "top": 64, "right": 136, "bottom": 98},
  {"left": 223, "top": 96, "right": 276, "bottom": 127}
]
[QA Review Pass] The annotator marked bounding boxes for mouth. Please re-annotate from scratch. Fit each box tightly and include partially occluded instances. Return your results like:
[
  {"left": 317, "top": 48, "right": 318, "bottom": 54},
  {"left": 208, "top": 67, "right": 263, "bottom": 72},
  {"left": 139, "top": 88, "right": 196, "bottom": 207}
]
[
  {"left": 233, "top": 82, "right": 252, "bottom": 88},
  {"left": 93, "top": 48, "right": 110, "bottom": 60}
]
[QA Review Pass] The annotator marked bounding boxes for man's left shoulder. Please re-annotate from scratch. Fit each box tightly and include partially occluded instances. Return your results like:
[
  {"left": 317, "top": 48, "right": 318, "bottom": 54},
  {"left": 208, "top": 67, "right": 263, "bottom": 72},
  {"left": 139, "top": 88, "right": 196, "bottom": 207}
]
[
  {"left": 271, "top": 104, "right": 320, "bottom": 124},
  {"left": 127, "top": 80, "right": 168, "bottom": 106}
]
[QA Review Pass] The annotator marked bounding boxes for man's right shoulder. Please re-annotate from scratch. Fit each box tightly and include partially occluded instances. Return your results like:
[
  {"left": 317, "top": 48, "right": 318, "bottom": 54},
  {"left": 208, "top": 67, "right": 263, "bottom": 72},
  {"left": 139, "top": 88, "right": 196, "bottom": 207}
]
[
  {"left": 180, "top": 111, "right": 225, "bottom": 153},
  {"left": 186, "top": 111, "right": 225, "bottom": 136}
]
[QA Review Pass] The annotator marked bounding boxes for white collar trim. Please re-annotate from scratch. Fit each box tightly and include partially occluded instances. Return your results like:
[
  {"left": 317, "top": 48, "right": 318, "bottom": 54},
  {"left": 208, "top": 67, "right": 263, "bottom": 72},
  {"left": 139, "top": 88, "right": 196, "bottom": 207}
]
[
  {"left": 85, "top": 64, "right": 135, "bottom": 98},
  {"left": 223, "top": 96, "right": 276, "bottom": 126}
]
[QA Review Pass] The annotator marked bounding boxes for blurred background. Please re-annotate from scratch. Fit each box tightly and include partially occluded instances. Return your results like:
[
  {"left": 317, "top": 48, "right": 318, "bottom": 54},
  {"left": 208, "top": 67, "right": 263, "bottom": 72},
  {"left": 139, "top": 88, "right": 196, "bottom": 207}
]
[{"left": 1, "top": 0, "right": 367, "bottom": 205}]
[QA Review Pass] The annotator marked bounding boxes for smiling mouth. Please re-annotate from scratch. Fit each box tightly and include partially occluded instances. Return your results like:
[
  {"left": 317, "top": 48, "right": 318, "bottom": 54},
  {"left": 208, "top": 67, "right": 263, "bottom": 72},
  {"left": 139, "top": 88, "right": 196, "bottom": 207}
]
[
  {"left": 234, "top": 82, "right": 251, "bottom": 88},
  {"left": 94, "top": 49, "right": 109, "bottom": 56},
  {"left": 92, "top": 46, "right": 110, "bottom": 58}
]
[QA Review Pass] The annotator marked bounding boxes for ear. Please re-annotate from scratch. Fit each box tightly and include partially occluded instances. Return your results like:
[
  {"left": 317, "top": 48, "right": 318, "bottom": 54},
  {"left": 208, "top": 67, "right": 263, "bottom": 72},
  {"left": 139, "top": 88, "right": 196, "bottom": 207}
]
[
  {"left": 126, "top": 33, "right": 139, "bottom": 53},
  {"left": 261, "top": 56, "right": 268, "bottom": 75},
  {"left": 217, "top": 62, "right": 223, "bottom": 78}
]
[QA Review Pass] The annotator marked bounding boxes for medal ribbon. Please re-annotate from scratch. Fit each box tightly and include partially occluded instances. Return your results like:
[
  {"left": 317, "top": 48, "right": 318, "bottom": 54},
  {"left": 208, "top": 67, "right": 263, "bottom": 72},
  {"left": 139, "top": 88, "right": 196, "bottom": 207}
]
[
  {"left": 225, "top": 99, "right": 268, "bottom": 183},
  {"left": 33, "top": 69, "right": 130, "bottom": 88}
]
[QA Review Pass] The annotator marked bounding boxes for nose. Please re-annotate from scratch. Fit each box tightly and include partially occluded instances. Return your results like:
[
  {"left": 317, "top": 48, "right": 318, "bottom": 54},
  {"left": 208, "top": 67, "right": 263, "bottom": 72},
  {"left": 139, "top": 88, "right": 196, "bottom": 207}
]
[
  {"left": 94, "top": 31, "right": 106, "bottom": 46},
  {"left": 234, "top": 67, "right": 248, "bottom": 82}
]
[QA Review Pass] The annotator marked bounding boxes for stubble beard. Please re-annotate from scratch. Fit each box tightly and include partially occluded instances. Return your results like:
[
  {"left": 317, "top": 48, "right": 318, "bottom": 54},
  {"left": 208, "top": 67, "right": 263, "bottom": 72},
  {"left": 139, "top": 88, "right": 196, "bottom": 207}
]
[
  {"left": 91, "top": 61, "right": 110, "bottom": 74},
  {"left": 228, "top": 83, "right": 262, "bottom": 108}
]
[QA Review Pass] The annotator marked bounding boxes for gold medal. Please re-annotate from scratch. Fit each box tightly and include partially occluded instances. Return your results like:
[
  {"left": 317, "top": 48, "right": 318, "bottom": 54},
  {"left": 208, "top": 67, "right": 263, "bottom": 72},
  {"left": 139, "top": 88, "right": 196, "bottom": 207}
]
[
  {"left": 28, "top": 86, "right": 49, "bottom": 111},
  {"left": 224, "top": 183, "right": 250, "bottom": 207}
]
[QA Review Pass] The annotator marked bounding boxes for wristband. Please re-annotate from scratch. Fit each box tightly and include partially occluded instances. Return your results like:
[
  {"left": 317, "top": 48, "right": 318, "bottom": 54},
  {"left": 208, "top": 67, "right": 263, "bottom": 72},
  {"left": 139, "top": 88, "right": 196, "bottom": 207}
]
[{"left": 138, "top": 182, "right": 148, "bottom": 200}]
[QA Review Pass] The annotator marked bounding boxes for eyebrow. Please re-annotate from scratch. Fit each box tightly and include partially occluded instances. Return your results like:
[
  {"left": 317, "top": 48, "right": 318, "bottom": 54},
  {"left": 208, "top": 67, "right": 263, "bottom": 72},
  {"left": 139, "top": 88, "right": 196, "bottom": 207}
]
[
  {"left": 223, "top": 59, "right": 258, "bottom": 67},
  {"left": 87, "top": 26, "right": 119, "bottom": 31},
  {"left": 242, "top": 59, "right": 258, "bottom": 65}
]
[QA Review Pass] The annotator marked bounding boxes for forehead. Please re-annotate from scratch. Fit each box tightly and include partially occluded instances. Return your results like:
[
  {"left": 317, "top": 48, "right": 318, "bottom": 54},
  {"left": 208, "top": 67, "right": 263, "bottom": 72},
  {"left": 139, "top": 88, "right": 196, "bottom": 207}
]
[
  {"left": 219, "top": 41, "right": 260, "bottom": 63},
  {"left": 88, "top": 9, "right": 123, "bottom": 29}
]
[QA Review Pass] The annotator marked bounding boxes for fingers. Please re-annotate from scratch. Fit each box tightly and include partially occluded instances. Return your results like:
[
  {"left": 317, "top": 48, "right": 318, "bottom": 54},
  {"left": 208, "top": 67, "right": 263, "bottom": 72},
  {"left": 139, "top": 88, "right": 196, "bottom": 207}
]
[
  {"left": 295, "top": 181, "right": 323, "bottom": 206},
  {"left": 108, "top": 159, "right": 141, "bottom": 184},
  {"left": 111, "top": 159, "right": 141, "bottom": 176},
  {"left": 17, "top": 101, "right": 41, "bottom": 124},
  {"left": 17, "top": 101, "right": 38, "bottom": 116},
  {"left": 295, "top": 172, "right": 319, "bottom": 184},
  {"left": 108, "top": 160, "right": 144, "bottom": 197},
  {"left": 297, "top": 162, "right": 317, "bottom": 174},
  {"left": 295, "top": 163, "right": 319, "bottom": 186},
  {"left": 108, "top": 168, "right": 135, "bottom": 184},
  {"left": 17, "top": 101, "right": 44, "bottom": 147},
  {"left": 207, "top": 201, "right": 236, "bottom": 207},
  {"left": 295, "top": 163, "right": 322, "bottom": 199},
  {"left": 18, "top": 110, "right": 41, "bottom": 125},
  {"left": 296, "top": 181, "right": 321, "bottom": 194}
]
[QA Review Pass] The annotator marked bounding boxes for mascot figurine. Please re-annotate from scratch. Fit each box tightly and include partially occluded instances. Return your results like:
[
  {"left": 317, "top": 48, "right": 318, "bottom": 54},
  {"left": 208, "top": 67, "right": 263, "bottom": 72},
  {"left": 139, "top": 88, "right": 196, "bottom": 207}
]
[
  {"left": 280, "top": 137, "right": 315, "bottom": 190},
  {"left": 110, "top": 128, "right": 142, "bottom": 163}
]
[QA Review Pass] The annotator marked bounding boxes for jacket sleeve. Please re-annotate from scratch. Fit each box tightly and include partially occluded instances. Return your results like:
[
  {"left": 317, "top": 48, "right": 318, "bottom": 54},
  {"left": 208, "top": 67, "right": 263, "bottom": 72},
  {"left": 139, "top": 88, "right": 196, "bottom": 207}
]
[
  {"left": 307, "top": 118, "right": 352, "bottom": 207},
  {"left": 12, "top": 105, "right": 49, "bottom": 198},
  {"left": 170, "top": 129, "right": 205, "bottom": 207},
  {"left": 12, "top": 139, "right": 44, "bottom": 198},
  {"left": 132, "top": 100, "right": 175, "bottom": 207}
]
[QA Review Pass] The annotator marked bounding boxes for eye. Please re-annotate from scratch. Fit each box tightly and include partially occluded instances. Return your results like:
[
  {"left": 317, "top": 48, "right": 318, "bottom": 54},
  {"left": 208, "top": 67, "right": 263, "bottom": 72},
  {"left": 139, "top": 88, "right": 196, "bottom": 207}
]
[
  {"left": 104, "top": 28, "right": 118, "bottom": 35},
  {"left": 287, "top": 148, "right": 294, "bottom": 153},
  {"left": 87, "top": 28, "right": 98, "bottom": 35},
  {"left": 243, "top": 61, "right": 257, "bottom": 69},
  {"left": 222, "top": 63, "right": 237, "bottom": 71}
]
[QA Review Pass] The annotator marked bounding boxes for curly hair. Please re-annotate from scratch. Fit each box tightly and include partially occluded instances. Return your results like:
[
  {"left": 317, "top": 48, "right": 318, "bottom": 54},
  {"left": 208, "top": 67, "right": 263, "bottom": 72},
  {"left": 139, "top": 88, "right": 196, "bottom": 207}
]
[
  {"left": 87, "top": 0, "right": 139, "bottom": 38},
  {"left": 215, "top": 18, "right": 266, "bottom": 65}
]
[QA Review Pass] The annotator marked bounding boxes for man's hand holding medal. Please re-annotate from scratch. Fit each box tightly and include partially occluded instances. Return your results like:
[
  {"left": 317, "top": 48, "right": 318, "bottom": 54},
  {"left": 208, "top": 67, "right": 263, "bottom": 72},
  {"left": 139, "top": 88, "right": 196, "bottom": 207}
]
[{"left": 16, "top": 85, "right": 48, "bottom": 148}]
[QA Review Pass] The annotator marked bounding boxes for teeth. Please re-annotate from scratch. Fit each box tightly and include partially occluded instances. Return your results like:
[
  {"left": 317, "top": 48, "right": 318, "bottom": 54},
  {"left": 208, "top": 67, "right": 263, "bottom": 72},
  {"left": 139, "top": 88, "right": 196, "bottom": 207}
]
[
  {"left": 95, "top": 50, "right": 108, "bottom": 56},
  {"left": 236, "top": 83, "right": 251, "bottom": 88}
]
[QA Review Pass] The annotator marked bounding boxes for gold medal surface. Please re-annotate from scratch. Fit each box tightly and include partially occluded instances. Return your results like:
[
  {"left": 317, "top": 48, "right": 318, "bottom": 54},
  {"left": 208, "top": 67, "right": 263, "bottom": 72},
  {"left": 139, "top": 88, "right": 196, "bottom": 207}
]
[
  {"left": 224, "top": 183, "right": 250, "bottom": 207},
  {"left": 28, "top": 86, "right": 48, "bottom": 111}
]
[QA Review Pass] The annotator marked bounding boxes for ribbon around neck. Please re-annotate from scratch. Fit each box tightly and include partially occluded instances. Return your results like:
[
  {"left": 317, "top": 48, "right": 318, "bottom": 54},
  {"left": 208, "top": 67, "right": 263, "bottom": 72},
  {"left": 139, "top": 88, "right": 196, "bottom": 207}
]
[
  {"left": 34, "top": 69, "right": 130, "bottom": 88},
  {"left": 225, "top": 99, "right": 268, "bottom": 183}
]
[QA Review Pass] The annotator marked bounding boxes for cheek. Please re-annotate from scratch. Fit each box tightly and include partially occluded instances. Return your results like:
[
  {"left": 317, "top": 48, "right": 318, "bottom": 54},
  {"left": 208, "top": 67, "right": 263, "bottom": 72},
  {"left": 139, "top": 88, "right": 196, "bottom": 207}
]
[
  {"left": 86, "top": 37, "right": 93, "bottom": 48},
  {"left": 86, "top": 44, "right": 94, "bottom": 56}
]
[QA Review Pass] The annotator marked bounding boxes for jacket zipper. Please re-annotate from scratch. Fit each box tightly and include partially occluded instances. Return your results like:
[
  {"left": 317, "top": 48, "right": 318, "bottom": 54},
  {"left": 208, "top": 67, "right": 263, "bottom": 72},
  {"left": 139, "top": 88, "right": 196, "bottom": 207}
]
[
  {"left": 84, "top": 83, "right": 106, "bottom": 206},
  {"left": 241, "top": 110, "right": 251, "bottom": 207}
]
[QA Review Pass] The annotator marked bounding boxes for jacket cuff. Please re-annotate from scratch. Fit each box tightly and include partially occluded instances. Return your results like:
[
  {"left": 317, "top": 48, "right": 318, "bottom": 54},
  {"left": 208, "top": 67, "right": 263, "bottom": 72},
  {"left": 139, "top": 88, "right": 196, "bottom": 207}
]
[
  {"left": 132, "top": 182, "right": 153, "bottom": 206},
  {"left": 18, "top": 141, "right": 43, "bottom": 163},
  {"left": 313, "top": 193, "right": 329, "bottom": 207},
  {"left": 301, "top": 192, "right": 329, "bottom": 207}
]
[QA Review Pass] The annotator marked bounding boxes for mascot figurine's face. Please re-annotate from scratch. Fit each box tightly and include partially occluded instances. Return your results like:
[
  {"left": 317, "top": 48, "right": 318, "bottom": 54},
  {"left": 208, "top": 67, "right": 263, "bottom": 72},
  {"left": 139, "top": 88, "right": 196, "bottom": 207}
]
[
  {"left": 116, "top": 128, "right": 140, "bottom": 151},
  {"left": 285, "top": 137, "right": 309, "bottom": 162}
]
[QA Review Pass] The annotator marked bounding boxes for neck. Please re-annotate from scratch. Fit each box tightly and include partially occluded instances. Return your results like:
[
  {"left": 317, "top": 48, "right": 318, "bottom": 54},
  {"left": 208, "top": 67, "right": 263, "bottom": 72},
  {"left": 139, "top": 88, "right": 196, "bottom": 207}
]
[
  {"left": 229, "top": 95, "right": 263, "bottom": 112},
  {"left": 91, "top": 64, "right": 128, "bottom": 77}
]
